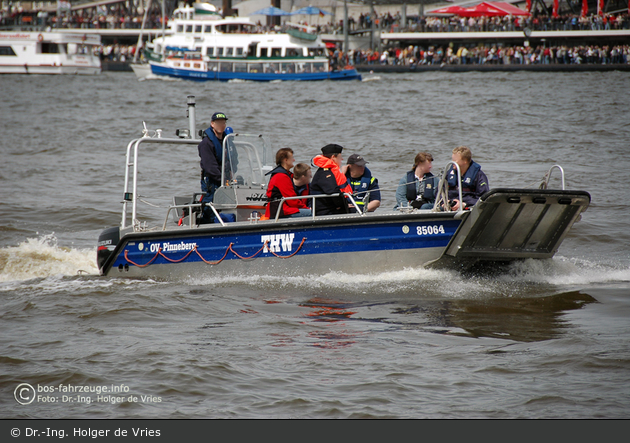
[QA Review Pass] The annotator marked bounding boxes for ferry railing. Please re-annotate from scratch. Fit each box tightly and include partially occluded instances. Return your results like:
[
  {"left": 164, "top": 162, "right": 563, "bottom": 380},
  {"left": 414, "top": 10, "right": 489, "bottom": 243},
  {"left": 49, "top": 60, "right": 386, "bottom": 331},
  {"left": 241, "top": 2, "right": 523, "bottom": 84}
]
[
  {"left": 274, "top": 193, "right": 364, "bottom": 222},
  {"left": 539, "top": 165, "right": 566, "bottom": 190},
  {"left": 433, "top": 161, "right": 464, "bottom": 214}
]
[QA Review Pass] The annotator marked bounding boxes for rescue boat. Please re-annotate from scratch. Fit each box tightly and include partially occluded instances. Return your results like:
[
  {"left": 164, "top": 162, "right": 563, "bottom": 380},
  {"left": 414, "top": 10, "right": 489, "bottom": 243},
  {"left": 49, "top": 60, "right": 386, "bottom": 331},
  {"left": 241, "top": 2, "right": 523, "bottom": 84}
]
[{"left": 96, "top": 96, "right": 590, "bottom": 279}]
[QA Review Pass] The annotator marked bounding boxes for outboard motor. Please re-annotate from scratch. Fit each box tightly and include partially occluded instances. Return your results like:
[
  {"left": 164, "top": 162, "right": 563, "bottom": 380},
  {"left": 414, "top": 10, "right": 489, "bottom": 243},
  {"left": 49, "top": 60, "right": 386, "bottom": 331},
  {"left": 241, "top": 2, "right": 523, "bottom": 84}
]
[{"left": 97, "top": 227, "right": 120, "bottom": 273}]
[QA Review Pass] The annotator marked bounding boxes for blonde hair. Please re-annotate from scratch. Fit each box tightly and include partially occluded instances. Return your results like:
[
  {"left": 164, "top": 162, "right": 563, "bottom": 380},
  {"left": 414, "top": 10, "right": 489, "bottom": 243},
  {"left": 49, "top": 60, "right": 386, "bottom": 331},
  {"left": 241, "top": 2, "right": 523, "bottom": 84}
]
[{"left": 452, "top": 146, "right": 472, "bottom": 163}]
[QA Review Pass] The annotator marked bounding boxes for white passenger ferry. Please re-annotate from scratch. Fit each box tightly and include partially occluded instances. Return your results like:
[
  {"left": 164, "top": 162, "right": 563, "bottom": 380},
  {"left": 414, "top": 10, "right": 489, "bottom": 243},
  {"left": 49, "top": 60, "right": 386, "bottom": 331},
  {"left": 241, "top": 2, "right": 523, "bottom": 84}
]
[
  {"left": 0, "top": 31, "right": 101, "bottom": 75},
  {"left": 142, "top": 4, "right": 361, "bottom": 81}
]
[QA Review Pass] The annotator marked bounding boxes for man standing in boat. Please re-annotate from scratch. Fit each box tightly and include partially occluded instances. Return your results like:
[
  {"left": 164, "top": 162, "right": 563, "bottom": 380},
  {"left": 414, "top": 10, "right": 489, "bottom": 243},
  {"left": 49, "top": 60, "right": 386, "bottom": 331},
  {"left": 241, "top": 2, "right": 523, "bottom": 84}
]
[
  {"left": 310, "top": 144, "right": 353, "bottom": 216},
  {"left": 447, "top": 146, "right": 490, "bottom": 211},
  {"left": 344, "top": 154, "right": 381, "bottom": 213},
  {"left": 198, "top": 112, "right": 231, "bottom": 223}
]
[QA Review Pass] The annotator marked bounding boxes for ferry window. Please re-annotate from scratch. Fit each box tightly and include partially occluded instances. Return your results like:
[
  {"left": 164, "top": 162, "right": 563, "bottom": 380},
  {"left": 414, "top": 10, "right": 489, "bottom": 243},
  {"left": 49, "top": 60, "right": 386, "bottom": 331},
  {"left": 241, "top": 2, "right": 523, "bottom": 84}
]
[
  {"left": 286, "top": 48, "right": 300, "bottom": 57},
  {"left": 271, "top": 48, "right": 281, "bottom": 57},
  {"left": 217, "top": 47, "right": 224, "bottom": 56},
  {"left": 207, "top": 61, "right": 219, "bottom": 71},
  {"left": 219, "top": 62, "right": 233, "bottom": 72},
  {"left": 299, "top": 63, "right": 312, "bottom": 73},
  {"left": 41, "top": 43, "right": 60, "bottom": 54},
  {"left": 195, "top": 25, "right": 202, "bottom": 33},
  {"left": 195, "top": 47, "right": 202, "bottom": 53},
  {"left": 0, "top": 46, "right": 17, "bottom": 56},
  {"left": 281, "top": 62, "right": 295, "bottom": 73},
  {"left": 206, "top": 47, "right": 214, "bottom": 56},
  {"left": 226, "top": 48, "right": 233, "bottom": 56},
  {"left": 234, "top": 62, "right": 247, "bottom": 72},
  {"left": 236, "top": 47, "right": 243, "bottom": 56},
  {"left": 264, "top": 63, "right": 279, "bottom": 73},
  {"left": 248, "top": 63, "right": 263, "bottom": 73},
  {"left": 177, "top": 25, "right": 183, "bottom": 33},
  {"left": 204, "top": 25, "right": 212, "bottom": 33},
  {"left": 186, "top": 25, "right": 193, "bottom": 33},
  {"left": 313, "top": 62, "right": 326, "bottom": 72}
]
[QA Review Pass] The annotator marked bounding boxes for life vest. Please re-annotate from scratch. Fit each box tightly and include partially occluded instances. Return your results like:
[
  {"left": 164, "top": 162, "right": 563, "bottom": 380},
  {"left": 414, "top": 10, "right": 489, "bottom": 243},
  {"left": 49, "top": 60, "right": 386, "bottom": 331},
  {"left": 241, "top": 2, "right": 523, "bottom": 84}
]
[
  {"left": 447, "top": 161, "right": 481, "bottom": 193},
  {"left": 406, "top": 170, "right": 438, "bottom": 202},
  {"left": 204, "top": 127, "right": 224, "bottom": 163},
  {"left": 347, "top": 168, "right": 375, "bottom": 207}
]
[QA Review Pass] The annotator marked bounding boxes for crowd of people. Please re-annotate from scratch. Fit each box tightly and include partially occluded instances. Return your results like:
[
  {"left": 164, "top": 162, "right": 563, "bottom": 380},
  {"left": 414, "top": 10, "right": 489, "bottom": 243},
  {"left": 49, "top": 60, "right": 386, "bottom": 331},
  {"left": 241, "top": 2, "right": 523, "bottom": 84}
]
[
  {"left": 338, "top": 11, "right": 630, "bottom": 33},
  {"left": 335, "top": 43, "right": 630, "bottom": 67},
  {"left": 197, "top": 111, "right": 489, "bottom": 221}
]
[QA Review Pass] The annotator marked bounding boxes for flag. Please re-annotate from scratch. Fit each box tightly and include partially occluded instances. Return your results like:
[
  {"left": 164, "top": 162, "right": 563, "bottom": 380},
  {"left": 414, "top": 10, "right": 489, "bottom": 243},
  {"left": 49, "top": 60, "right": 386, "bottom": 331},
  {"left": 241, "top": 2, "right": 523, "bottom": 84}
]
[
  {"left": 597, "top": 0, "right": 604, "bottom": 15},
  {"left": 526, "top": 0, "right": 532, "bottom": 12},
  {"left": 581, "top": 0, "right": 588, "bottom": 16},
  {"left": 552, "top": 0, "right": 559, "bottom": 17},
  {"left": 319, "top": 11, "right": 325, "bottom": 17}
]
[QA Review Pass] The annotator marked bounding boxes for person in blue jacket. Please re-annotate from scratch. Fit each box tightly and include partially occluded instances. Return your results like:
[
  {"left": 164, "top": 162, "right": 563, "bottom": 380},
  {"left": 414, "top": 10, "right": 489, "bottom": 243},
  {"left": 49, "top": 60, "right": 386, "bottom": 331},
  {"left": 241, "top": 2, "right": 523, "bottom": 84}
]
[
  {"left": 344, "top": 153, "right": 381, "bottom": 213},
  {"left": 447, "top": 145, "right": 490, "bottom": 211},
  {"left": 197, "top": 112, "right": 234, "bottom": 223}
]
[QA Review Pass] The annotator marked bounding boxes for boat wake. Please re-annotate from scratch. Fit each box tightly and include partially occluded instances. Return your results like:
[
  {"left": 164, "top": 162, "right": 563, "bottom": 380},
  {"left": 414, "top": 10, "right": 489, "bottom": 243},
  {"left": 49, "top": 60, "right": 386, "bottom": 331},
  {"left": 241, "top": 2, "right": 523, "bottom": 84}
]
[
  {"left": 2, "top": 234, "right": 628, "bottom": 298},
  {"left": 362, "top": 75, "right": 382, "bottom": 82},
  {"left": 0, "top": 233, "right": 98, "bottom": 284}
]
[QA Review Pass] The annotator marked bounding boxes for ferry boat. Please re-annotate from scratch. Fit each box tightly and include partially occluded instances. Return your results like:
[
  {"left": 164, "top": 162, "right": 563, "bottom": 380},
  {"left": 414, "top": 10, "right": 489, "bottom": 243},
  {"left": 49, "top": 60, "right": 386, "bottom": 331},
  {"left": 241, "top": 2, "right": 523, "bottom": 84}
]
[
  {"left": 0, "top": 31, "right": 101, "bottom": 75},
  {"left": 96, "top": 96, "right": 591, "bottom": 280},
  {"left": 141, "top": 4, "right": 361, "bottom": 82}
]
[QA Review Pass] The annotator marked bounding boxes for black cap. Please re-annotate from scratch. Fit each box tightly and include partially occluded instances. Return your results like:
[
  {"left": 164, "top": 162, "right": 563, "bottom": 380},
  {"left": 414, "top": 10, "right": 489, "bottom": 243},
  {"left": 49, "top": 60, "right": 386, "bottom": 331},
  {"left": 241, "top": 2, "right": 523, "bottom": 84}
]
[
  {"left": 347, "top": 154, "right": 368, "bottom": 166},
  {"left": 321, "top": 144, "right": 343, "bottom": 155},
  {"left": 211, "top": 112, "right": 228, "bottom": 121}
]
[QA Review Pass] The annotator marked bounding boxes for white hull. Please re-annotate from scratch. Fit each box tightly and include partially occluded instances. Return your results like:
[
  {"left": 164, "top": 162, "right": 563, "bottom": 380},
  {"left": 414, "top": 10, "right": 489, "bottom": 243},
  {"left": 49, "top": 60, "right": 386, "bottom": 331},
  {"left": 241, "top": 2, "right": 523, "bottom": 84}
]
[
  {"left": 0, "top": 31, "right": 101, "bottom": 75},
  {"left": 130, "top": 62, "right": 152, "bottom": 79}
]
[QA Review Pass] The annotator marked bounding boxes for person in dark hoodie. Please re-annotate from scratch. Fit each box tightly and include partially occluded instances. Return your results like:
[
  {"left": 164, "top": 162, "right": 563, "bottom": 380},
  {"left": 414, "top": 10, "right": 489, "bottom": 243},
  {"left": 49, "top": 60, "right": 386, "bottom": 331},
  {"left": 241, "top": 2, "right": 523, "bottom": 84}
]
[
  {"left": 264, "top": 148, "right": 311, "bottom": 219},
  {"left": 344, "top": 153, "right": 381, "bottom": 213},
  {"left": 447, "top": 145, "right": 490, "bottom": 211},
  {"left": 310, "top": 144, "right": 353, "bottom": 216},
  {"left": 197, "top": 112, "right": 234, "bottom": 222}
]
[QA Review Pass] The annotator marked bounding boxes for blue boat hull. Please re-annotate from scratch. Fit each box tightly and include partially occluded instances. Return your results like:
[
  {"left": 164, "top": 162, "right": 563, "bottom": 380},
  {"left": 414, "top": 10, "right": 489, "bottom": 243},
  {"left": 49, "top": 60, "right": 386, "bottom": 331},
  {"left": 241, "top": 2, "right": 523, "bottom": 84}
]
[
  {"left": 149, "top": 63, "right": 362, "bottom": 82},
  {"left": 103, "top": 214, "right": 461, "bottom": 279}
]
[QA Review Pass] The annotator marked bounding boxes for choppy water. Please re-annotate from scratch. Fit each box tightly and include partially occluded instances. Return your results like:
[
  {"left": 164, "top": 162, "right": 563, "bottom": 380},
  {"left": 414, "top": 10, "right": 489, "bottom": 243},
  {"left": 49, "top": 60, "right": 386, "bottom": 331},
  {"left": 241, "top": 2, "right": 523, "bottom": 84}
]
[{"left": 1, "top": 71, "right": 629, "bottom": 419}]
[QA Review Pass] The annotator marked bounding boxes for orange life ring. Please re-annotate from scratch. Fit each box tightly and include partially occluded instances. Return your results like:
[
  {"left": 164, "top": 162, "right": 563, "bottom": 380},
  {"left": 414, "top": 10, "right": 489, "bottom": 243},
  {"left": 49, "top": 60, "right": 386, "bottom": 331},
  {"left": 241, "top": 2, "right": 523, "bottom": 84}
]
[{"left": 37, "top": 34, "right": 43, "bottom": 42}]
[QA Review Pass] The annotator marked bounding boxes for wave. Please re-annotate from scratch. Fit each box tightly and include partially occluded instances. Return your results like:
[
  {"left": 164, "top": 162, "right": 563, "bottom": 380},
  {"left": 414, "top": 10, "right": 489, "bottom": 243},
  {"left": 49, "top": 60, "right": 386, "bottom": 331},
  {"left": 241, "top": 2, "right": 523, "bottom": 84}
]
[
  {"left": 0, "top": 233, "right": 98, "bottom": 284},
  {"left": 184, "top": 256, "right": 630, "bottom": 297}
]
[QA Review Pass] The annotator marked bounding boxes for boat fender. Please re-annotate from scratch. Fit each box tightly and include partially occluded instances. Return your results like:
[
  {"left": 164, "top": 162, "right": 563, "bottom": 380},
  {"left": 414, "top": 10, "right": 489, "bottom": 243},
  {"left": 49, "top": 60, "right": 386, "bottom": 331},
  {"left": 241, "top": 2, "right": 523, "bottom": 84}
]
[{"left": 37, "top": 34, "right": 43, "bottom": 42}]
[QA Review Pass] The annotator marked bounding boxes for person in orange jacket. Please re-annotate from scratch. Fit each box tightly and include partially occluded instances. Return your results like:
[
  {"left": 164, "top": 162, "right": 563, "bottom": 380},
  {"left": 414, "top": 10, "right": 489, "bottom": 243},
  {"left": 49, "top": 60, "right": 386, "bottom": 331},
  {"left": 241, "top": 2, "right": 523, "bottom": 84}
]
[{"left": 310, "top": 144, "right": 353, "bottom": 216}]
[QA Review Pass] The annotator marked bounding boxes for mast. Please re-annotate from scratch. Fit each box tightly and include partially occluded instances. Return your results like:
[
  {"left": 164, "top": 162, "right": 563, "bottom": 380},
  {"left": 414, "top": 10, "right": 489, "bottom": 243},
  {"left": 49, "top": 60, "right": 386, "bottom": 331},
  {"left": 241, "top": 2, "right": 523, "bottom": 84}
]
[{"left": 133, "top": 0, "right": 152, "bottom": 63}]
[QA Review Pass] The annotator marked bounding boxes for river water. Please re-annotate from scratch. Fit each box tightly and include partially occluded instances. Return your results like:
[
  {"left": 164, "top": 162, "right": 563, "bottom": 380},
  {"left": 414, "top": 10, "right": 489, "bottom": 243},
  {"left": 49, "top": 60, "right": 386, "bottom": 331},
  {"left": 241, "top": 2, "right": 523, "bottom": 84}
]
[{"left": 1, "top": 71, "right": 629, "bottom": 419}]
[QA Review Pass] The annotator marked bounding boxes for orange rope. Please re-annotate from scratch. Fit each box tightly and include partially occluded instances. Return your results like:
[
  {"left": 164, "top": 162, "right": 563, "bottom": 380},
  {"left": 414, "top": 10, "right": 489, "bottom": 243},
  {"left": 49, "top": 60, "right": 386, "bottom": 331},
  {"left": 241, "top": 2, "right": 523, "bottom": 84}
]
[
  {"left": 159, "top": 247, "right": 196, "bottom": 263},
  {"left": 124, "top": 237, "right": 307, "bottom": 267},
  {"left": 268, "top": 237, "right": 306, "bottom": 258},
  {"left": 228, "top": 241, "right": 268, "bottom": 260},
  {"left": 194, "top": 245, "right": 230, "bottom": 265},
  {"left": 124, "top": 248, "right": 160, "bottom": 268}
]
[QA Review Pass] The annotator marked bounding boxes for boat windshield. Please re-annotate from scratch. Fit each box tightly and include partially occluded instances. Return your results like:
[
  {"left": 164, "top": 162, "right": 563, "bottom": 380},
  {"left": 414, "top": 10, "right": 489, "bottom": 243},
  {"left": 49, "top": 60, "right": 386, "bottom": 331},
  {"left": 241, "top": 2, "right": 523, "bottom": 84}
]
[{"left": 220, "top": 134, "right": 272, "bottom": 188}]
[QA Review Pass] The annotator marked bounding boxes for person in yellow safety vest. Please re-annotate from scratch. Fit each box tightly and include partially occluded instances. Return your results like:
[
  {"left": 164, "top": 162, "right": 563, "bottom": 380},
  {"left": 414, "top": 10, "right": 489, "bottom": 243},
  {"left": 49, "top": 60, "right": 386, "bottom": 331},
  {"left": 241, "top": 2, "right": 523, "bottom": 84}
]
[{"left": 343, "top": 154, "right": 381, "bottom": 213}]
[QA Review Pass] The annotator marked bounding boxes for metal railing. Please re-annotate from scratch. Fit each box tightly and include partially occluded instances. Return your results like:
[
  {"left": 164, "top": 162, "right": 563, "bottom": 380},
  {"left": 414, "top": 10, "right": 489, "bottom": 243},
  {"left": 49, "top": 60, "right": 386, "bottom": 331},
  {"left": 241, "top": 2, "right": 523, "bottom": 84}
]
[
  {"left": 433, "top": 161, "right": 464, "bottom": 214},
  {"left": 273, "top": 193, "right": 364, "bottom": 222},
  {"left": 539, "top": 165, "right": 566, "bottom": 190}
]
